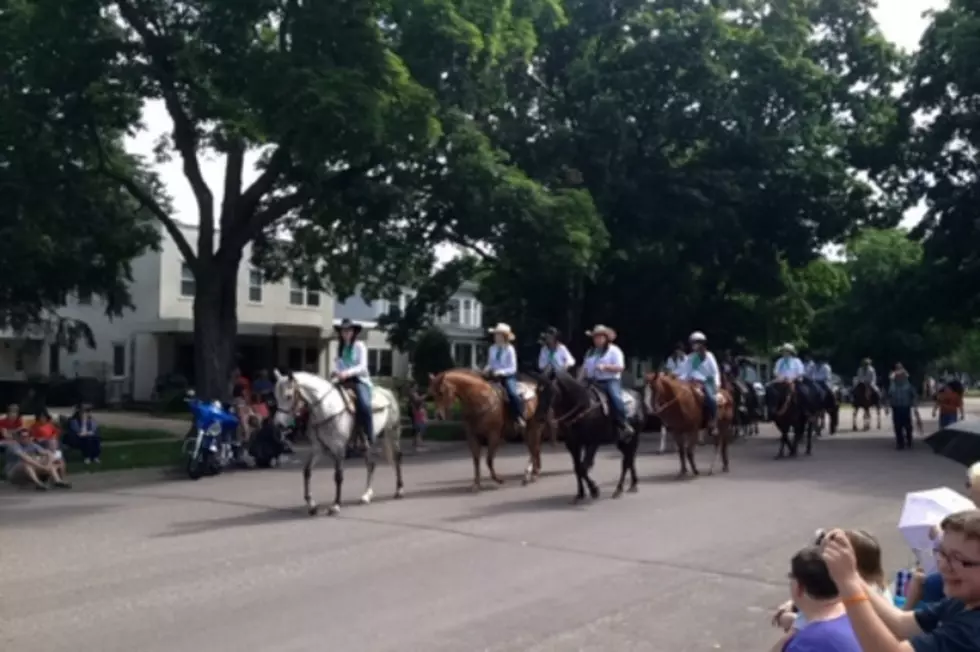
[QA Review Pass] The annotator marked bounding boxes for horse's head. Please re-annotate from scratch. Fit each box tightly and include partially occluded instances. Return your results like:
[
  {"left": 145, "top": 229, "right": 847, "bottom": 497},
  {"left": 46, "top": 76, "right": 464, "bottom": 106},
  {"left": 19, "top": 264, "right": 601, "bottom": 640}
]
[
  {"left": 272, "top": 368, "right": 305, "bottom": 428},
  {"left": 766, "top": 380, "right": 792, "bottom": 413},
  {"left": 427, "top": 372, "right": 456, "bottom": 421}
]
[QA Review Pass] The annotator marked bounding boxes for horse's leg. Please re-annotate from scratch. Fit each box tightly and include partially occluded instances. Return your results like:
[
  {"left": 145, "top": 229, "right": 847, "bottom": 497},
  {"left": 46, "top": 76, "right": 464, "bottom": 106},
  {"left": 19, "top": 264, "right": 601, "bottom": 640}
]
[
  {"left": 329, "top": 451, "right": 344, "bottom": 516},
  {"left": 303, "top": 442, "right": 320, "bottom": 516},
  {"left": 360, "top": 438, "right": 377, "bottom": 505},
  {"left": 466, "top": 429, "right": 482, "bottom": 491},
  {"left": 522, "top": 421, "right": 538, "bottom": 485},
  {"left": 582, "top": 442, "right": 600, "bottom": 499},
  {"left": 674, "top": 432, "right": 688, "bottom": 477},
  {"left": 567, "top": 440, "right": 587, "bottom": 503},
  {"left": 393, "top": 444, "right": 405, "bottom": 499},
  {"left": 613, "top": 439, "right": 628, "bottom": 497},
  {"left": 686, "top": 433, "right": 700, "bottom": 476},
  {"left": 721, "top": 423, "right": 731, "bottom": 472},
  {"left": 486, "top": 430, "right": 505, "bottom": 485},
  {"left": 852, "top": 405, "right": 858, "bottom": 431},
  {"left": 658, "top": 429, "right": 670, "bottom": 455},
  {"left": 875, "top": 406, "right": 881, "bottom": 430},
  {"left": 627, "top": 433, "right": 639, "bottom": 491}
]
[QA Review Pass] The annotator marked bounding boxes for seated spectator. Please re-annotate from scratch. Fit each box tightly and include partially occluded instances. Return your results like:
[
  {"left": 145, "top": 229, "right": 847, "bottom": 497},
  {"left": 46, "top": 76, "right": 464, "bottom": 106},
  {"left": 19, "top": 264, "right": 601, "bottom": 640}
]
[
  {"left": 67, "top": 404, "right": 101, "bottom": 465},
  {"left": 0, "top": 403, "right": 25, "bottom": 439},
  {"left": 770, "top": 545, "right": 861, "bottom": 652},
  {"left": 252, "top": 369, "right": 274, "bottom": 398},
  {"left": 821, "top": 510, "right": 980, "bottom": 652},
  {"left": 1, "top": 428, "right": 70, "bottom": 490},
  {"left": 30, "top": 410, "right": 61, "bottom": 451}
]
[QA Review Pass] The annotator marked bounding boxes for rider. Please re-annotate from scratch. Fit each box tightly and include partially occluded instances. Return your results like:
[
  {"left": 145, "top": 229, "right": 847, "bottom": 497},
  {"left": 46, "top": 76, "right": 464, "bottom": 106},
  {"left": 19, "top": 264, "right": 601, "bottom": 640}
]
[
  {"left": 810, "top": 353, "right": 833, "bottom": 400},
  {"left": 664, "top": 342, "right": 687, "bottom": 376},
  {"left": 678, "top": 331, "right": 721, "bottom": 432},
  {"left": 854, "top": 358, "right": 879, "bottom": 396},
  {"left": 537, "top": 326, "right": 576, "bottom": 373},
  {"left": 332, "top": 318, "right": 375, "bottom": 445},
  {"left": 484, "top": 323, "right": 525, "bottom": 430},
  {"left": 581, "top": 324, "right": 633, "bottom": 439},
  {"left": 802, "top": 351, "right": 816, "bottom": 380},
  {"left": 773, "top": 343, "right": 805, "bottom": 383}
]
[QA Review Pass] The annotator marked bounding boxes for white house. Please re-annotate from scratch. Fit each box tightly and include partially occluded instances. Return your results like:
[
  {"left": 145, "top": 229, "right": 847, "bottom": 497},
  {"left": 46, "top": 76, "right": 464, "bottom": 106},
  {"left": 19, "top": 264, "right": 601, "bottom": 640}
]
[{"left": 50, "top": 222, "right": 335, "bottom": 401}]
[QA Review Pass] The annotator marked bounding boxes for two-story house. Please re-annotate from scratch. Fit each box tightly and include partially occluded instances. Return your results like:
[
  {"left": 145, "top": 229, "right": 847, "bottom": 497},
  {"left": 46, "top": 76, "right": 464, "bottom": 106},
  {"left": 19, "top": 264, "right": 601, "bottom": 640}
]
[
  {"left": 54, "top": 222, "right": 335, "bottom": 401},
  {"left": 330, "top": 280, "right": 488, "bottom": 378}
]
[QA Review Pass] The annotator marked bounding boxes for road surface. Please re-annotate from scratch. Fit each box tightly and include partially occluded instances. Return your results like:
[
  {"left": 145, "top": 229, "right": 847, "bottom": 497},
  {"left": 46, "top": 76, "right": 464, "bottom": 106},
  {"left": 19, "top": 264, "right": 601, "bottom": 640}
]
[{"left": 1, "top": 422, "right": 971, "bottom": 652}]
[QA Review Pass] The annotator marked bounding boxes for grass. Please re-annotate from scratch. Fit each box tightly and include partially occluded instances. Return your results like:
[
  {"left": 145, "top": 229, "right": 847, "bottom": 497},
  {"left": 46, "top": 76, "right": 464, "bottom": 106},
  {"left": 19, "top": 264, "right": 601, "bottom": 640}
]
[
  {"left": 965, "top": 389, "right": 980, "bottom": 398},
  {"left": 98, "top": 426, "right": 183, "bottom": 442},
  {"left": 403, "top": 421, "right": 465, "bottom": 442},
  {"left": 65, "top": 440, "right": 184, "bottom": 473}
]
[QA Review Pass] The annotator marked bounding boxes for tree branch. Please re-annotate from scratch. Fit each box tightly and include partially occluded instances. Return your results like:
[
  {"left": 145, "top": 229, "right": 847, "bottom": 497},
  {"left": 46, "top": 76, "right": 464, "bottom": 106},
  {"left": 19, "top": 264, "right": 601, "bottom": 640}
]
[
  {"left": 221, "top": 138, "right": 246, "bottom": 232},
  {"left": 116, "top": 0, "right": 215, "bottom": 253},
  {"left": 237, "top": 142, "right": 294, "bottom": 225}
]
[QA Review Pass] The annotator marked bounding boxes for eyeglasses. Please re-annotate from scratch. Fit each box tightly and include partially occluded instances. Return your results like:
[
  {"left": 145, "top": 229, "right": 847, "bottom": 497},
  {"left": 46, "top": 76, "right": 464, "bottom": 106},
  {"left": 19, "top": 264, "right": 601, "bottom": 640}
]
[{"left": 934, "top": 547, "right": 980, "bottom": 571}]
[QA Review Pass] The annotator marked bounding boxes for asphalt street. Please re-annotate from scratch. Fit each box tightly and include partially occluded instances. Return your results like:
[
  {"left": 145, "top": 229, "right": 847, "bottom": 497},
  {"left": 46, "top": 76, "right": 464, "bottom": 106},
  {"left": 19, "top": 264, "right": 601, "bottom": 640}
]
[{"left": 0, "top": 421, "right": 972, "bottom": 652}]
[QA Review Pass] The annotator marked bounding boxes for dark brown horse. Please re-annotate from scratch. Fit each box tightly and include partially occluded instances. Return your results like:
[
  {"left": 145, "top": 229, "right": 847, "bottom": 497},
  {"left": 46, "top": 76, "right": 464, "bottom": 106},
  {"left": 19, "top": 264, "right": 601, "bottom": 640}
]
[
  {"left": 428, "top": 369, "right": 546, "bottom": 489},
  {"left": 644, "top": 373, "right": 735, "bottom": 476},
  {"left": 852, "top": 381, "right": 884, "bottom": 430}
]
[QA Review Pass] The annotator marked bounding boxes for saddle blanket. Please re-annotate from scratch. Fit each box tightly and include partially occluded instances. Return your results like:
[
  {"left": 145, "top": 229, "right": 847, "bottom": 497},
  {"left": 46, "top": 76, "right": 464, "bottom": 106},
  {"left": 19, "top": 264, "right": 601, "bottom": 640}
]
[
  {"left": 589, "top": 387, "right": 638, "bottom": 419},
  {"left": 342, "top": 388, "right": 389, "bottom": 413}
]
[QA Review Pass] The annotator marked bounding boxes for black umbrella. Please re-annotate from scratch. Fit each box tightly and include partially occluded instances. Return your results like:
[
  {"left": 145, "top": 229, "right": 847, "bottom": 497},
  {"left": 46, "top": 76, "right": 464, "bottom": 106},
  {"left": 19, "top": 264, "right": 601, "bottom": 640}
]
[{"left": 925, "top": 419, "right": 980, "bottom": 467}]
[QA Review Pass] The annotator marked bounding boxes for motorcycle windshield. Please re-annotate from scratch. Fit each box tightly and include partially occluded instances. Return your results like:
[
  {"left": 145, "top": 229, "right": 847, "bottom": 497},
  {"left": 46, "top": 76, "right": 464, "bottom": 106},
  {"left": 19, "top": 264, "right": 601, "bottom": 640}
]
[{"left": 189, "top": 401, "right": 239, "bottom": 427}]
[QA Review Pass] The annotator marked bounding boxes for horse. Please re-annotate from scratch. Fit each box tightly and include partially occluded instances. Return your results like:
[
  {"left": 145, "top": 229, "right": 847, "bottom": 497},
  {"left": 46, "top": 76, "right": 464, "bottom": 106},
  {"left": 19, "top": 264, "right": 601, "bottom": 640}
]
[
  {"left": 644, "top": 373, "right": 735, "bottom": 476},
  {"left": 765, "top": 380, "right": 821, "bottom": 458},
  {"left": 271, "top": 370, "right": 404, "bottom": 516},
  {"left": 726, "top": 374, "right": 763, "bottom": 438},
  {"left": 534, "top": 369, "right": 640, "bottom": 502},
  {"left": 811, "top": 380, "right": 840, "bottom": 436},
  {"left": 427, "top": 368, "right": 546, "bottom": 489},
  {"left": 851, "top": 381, "right": 883, "bottom": 430}
]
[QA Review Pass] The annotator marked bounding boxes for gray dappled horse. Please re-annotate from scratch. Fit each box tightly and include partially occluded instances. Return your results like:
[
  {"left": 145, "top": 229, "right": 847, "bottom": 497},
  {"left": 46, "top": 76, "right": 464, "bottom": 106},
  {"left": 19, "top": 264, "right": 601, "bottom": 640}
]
[{"left": 272, "top": 370, "right": 404, "bottom": 516}]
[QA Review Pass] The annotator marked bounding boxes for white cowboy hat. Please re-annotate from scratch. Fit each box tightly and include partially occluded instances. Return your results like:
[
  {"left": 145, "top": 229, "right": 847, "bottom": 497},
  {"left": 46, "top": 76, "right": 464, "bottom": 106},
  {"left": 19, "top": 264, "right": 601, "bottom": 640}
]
[
  {"left": 487, "top": 323, "right": 516, "bottom": 340},
  {"left": 689, "top": 331, "right": 707, "bottom": 343},
  {"left": 779, "top": 343, "right": 796, "bottom": 354},
  {"left": 586, "top": 324, "right": 617, "bottom": 341}
]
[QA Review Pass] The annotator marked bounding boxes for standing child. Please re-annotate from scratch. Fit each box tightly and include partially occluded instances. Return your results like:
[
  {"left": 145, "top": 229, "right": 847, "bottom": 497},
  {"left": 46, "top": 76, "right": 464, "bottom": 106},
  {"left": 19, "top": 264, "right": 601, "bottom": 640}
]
[
  {"left": 408, "top": 384, "right": 427, "bottom": 452},
  {"left": 933, "top": 380, "right": 965, "bottom": 428}
]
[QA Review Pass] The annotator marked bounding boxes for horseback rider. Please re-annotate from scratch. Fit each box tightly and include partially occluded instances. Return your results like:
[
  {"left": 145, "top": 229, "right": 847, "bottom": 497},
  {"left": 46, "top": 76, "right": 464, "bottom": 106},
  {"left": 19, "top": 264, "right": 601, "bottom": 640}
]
[
  {"left": 331, "top": 318, "right": 375, "bottom": 445},
  {"left": 538, "top": 326, "right": 576, "bottom": 373},
  {"left": 773, "top": 343, "right": 805, "bottom": 383},
  {"left": 580, "top": 324, "right": 633, "bottom": 439},
  {"left": 854, "top": 358, "right": 879, "bottom": 395},
  {"left": 483, "top": 323, "right": 525, "bottom": 430},
  {"left": 664, "top": 342, "right": 687, "bottom": 376},
  {"left": 678, "top": 331, "right": 721, "bottom": 433},
  {"left": 810, "top": 353, "right": 833, "bottom": 400},
  {"left": 802, "top": 351, "right": 816, "bottom": 380}
]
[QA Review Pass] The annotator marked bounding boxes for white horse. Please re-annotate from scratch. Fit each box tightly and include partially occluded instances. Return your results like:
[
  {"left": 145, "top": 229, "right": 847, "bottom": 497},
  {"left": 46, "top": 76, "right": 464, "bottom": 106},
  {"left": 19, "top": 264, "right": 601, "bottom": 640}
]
[{"left": 272, "top": 369, "right": 404, "bottom": 516}]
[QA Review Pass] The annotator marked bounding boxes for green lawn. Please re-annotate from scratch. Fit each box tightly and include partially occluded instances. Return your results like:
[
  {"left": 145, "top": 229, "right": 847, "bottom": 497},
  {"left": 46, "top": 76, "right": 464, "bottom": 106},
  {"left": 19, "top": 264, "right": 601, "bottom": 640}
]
[
  {"left": 97, "top": 426, "right": 183, "bottom": 442},
  {"left": 65, "top": 440, "right": 184, "bottom": 473}
]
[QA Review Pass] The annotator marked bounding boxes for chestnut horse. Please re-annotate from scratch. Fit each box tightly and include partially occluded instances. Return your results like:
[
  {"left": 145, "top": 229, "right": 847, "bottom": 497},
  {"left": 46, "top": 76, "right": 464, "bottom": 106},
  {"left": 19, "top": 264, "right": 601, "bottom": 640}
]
[
  {"left": 644, "top": 372, "right": 734, "bottom": 476},
  {"left": 428, "top": 369, "right": 546, "bottom": 489}
]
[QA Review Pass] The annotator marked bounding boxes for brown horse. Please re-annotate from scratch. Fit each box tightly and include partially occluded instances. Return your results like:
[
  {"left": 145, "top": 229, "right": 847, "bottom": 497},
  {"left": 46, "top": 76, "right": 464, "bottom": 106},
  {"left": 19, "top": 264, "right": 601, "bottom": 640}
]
[
  {"left": 644, "top": 372, "right": 735, "bottom": 476},
  {"left": 428, "top": 369, "right": 546, "bottom": 489},
  {"left": 851, "top": 381, "right": 884, "bottom": 430}
]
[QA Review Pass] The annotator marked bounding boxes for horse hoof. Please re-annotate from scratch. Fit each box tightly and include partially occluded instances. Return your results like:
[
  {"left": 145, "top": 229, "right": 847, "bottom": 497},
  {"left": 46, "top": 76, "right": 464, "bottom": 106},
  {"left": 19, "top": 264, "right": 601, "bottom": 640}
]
[
  {"left": 328, "top": 504, "right": 341, "bottom": 516},
  {"left": 394, "top": 487, "right": 405, "bottom": 499},
  {"left": 571, "top": 496, "right": 586, "bottom": 505},
  {"left": 470, "top": 484, "right": 481, "bottom": 492},
  {"left": 589, "top": 488, "right": 600, "bottom": 500},
  {"left": 360, "top": 492, "right": 373, "bottom": 505},
  {"left": 722, "top": 466, "right": 730, "bottom": 473},
  {"left": 627, "top": 484, "right": 639, "bottom": 493},
  {"left": 612, "top": 488, "right": 623, "bottom": 499},
  {"left": 307, "top": 505, "right": 319, "bottom": 517},
  {"left": 494, "top": 478, "right": 505, "bottom": 486},
  {"left": 522, "top": 476, "right": 530, "bottom": 486}
]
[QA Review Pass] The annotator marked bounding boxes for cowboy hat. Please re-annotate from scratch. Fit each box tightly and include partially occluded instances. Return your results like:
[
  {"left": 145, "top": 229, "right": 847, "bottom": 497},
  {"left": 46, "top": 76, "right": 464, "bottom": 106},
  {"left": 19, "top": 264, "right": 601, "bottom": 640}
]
[
  {"left": 539, "top": 326, "right": 561, "bottom": 342},
  {"left": 334, "top": 318, "right": 363, "bottom": 335},
  {"left": 861, "top": 357, "right": 872, "bottom": 365},
  {"left": 689, "top": 331, "right": 707, "bottom": 343},
  {"left": 892, "top": 363, "right": 907, "bottom": 377},
  {"left": 488, "top": 323, "right": 516, "bottom": 341},
  {"left": 779, "top": 343, "right": 796, "bottom": 354},
  {"left": 586, "top": 324, "right": 617, "bottom": 341}
]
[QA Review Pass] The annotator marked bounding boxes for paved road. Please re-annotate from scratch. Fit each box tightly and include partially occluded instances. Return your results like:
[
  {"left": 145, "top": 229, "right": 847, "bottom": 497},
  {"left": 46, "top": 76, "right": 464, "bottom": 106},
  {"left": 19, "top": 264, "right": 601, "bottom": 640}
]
[{"left": 1, "top": 423, "right": 972, "bottom": 652}]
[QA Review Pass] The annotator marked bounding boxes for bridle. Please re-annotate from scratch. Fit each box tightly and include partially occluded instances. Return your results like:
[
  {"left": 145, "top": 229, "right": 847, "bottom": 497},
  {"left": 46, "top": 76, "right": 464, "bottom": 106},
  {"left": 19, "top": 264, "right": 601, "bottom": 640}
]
[{"left": 277, "top": 379, "right": 348, "bottom": 429}]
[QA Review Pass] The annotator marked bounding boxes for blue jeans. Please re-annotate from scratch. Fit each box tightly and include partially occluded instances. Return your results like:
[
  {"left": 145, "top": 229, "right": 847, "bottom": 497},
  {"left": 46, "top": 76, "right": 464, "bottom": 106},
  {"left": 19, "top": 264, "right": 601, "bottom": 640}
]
[
  {"left": 939, "top": 413, "right": 958, "bottom": 429},
  {"left": 501, "top": 375, "right": 525, "bottom": 421},
  {"left": 703, "top": 387, "right": 717, "bottom": 420},
  {"left": 351, "top": 380, "right": 375, "bottom": 443},
  {"left": 596, "top": 379, "right": 627, "bottom": 424}
]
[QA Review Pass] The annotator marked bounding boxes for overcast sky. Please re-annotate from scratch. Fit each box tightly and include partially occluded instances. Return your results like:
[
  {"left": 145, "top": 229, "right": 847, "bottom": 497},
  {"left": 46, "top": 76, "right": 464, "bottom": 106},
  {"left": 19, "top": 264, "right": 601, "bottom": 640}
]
[{"left": 127, "top": 0, "right": 947, "bottom": 236}]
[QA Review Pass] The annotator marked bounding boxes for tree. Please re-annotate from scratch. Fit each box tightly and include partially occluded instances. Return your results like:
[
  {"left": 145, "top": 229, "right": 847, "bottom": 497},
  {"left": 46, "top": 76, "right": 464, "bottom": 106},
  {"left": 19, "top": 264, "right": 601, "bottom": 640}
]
[
  {"left": 411, "top": 327, "right": 454, "bottom": 388},
  {"left": 0, "top": 3, "right": 159, "bottom": 347},
  {"left": 904, "top": 0, "right": 980, "bottom": 324},
  {"left": 476, "top": 0, "right": 907, "bottom": 357},
  {"left": 11, "top": 0, "right": 599, "bottom": 399}
]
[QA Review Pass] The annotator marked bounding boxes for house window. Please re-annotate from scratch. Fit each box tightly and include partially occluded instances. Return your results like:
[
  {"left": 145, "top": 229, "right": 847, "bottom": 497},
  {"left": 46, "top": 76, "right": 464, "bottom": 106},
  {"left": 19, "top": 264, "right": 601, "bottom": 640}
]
[
  {"left": 112, "top": 343, "right": 126, "bottom": 377},
  {"left": 248, "top": 267, "right": 263, "bottom": 303},
  {"left": 443, "top": 299, "right": 461, "bottom": 324},
  {"left": 368, "top": 348, "right": 394, "bottom": 376},
  {"left": 473, "top": 302, "right": 482, "bottom": 328},
  {"left": 461, "top": 299, "right": 472, "bottom": 326},
  {"left": 453, "top": 342, "right": 474, "bottom": 367},
  {"left": 48, "top": 344, "right": 60, "bottom": 375},
  {"left": 289, "top": 279, "right": 320, "bottom": 307},
  {"left": 376, "top": 299, "right": 390, "bottom": 316},
  {"left": 14, "top": 350, "right": 24, "bottom": 372},
  {"left": 287, "top": 347, "right": 303, "bottom": 370},
  {"left": 180, "top": 263, "right": 195, "bottom": 297}
]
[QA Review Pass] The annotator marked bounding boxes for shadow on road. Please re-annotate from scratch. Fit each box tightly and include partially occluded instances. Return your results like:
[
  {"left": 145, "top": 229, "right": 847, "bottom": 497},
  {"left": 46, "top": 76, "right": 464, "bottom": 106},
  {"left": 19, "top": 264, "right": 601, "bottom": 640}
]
[
  {"left": 156, "top": 506, "right": 301, "bottom": 538},
  {"left": 0, "top": 502, "right": 117, "bottom": 528},
  {"left": 443, "top": 493, "right": 594, "bottom": 523}
]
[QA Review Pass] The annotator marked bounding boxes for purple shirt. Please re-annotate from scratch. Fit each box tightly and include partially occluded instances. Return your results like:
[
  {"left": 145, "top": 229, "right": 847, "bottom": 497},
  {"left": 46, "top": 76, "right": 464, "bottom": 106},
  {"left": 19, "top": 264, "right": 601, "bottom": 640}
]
[{"left": 785, "top": 615, "right": 861, "bottom": 652}]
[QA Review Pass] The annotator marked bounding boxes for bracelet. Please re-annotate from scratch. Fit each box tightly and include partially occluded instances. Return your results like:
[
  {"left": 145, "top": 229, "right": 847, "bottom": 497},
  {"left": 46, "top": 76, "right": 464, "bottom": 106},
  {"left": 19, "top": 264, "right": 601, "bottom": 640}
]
[{"left": 842, "top": 593, "right": 869, "bottom": 606}]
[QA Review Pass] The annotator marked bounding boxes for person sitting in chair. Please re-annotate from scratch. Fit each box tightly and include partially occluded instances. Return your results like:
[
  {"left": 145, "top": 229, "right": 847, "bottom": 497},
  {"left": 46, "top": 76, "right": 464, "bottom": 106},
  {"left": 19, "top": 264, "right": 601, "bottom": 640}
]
[
  {"left": 678, "top": 331, "right": 721, "bottom": 434},
  {"left": 581, "top": 324, "right": 633, "bottom": 440},
  {"left": 484, "top": 323, "right": 525, "bottom": 430},
  {"left": 331, "top": 318, "right": 375, "bottom": 446}
]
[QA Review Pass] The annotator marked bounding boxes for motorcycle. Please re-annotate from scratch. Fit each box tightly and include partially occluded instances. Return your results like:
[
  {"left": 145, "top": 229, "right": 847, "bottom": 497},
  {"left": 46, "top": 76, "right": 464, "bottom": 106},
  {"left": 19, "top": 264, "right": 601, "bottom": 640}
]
[{"left": 183, "top": 392, "right": 240, "bottom": 480}]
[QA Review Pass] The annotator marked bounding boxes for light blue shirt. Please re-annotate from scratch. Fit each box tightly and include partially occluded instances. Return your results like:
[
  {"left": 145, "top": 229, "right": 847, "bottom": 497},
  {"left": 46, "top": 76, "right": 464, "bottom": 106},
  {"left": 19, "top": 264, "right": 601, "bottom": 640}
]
[
  {"left": 679, "top": 351, "right": 721, "bottom": 393},
  {"left": 664, "top": 354, "right": 687, "bottom": 374},
  {"left": 774, "top": 356, "right": 805, "bottom": 381},
  {"left": 582, "top": 345, "right": 625, "bottom": 381},
  {"left": 485, "top": 344, "right": 517, "bottom": 377},
  {"left": 336, "top": 341, "right": 370, "bottom": 382},
  {"left": 855, "top": 365, "right": 876, "bottom": 386},
  {"left": 538, "top": 344, "right": 575, "bottom": 371},
  {"left": 811, "top": 363, "right": 832, "bottom": 382}
]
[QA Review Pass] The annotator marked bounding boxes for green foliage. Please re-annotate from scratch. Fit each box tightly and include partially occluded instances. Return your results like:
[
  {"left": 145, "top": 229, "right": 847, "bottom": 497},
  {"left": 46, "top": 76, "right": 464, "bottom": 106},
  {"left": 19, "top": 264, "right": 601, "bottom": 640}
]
[{"left": 411, "top": 327, "right": 456, "bottom": 387}]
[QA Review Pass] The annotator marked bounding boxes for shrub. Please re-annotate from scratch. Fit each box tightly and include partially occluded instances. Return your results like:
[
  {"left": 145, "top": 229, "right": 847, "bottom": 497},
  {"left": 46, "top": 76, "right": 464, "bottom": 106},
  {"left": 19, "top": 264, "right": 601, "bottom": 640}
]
[{"left": 411, "top": 327, "right": 455, "bottom": 388}]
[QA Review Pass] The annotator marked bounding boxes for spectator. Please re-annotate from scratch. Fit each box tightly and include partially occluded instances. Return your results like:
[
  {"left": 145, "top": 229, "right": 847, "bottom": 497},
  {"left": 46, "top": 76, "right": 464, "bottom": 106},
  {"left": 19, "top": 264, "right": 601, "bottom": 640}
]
[
  {"left": 0, "top": 403, "right": 25, "bottom": 439},
  {"left": 821, "top": 510, "right": 980, "bottom": 652},
  {"left": 67, "top": 404, "right": 101, "bottom": 465},
  {"left": 408, "top": 383, "right": 427, "bottom": 451},
  {"left": 933, "top": 381, "right": 965, "bottom": 428},
  {"left": 968, "top": 463, "right": 980, "bottom": 505},
  {"left": 771, "top": 545, "right": 861, "bottom": 652},
  {"left": 252, "top": 369, "right": 274, "bottom": 397},
  {"left": 1, "top": 428, "right": 70, "bottom": 490},
  {"left": 887, "top": 364, "right": 918, "bottom": 450},
  {"left": 30, "top": 410, "right": 61, "bottom": 451}
]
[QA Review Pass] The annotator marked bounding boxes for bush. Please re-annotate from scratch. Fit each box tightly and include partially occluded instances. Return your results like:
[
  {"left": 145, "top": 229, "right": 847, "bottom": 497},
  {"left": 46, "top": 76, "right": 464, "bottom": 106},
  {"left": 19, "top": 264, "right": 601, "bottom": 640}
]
[{"left": 411, "top": 327, "right": 455, "bottom": 388}]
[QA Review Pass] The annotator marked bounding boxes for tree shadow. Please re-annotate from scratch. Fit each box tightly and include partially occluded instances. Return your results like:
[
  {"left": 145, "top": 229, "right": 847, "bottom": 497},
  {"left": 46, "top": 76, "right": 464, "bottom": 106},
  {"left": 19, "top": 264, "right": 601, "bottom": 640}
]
[
  {"left": 154, "top": 506, "right": 302, "bottom": 538},
  {"left": 0, "top": 502, "right": 116, "bottom": 528}
]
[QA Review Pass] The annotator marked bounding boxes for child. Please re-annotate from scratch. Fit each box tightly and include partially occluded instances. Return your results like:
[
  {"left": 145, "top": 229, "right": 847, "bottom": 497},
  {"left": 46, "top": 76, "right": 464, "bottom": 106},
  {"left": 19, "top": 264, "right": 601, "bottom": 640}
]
[
  {"left": 408, "top": 384, "right": 427, "bottom": 451},
  {"left": 933, "top": 380, "right": 965, "bottom": 428}
]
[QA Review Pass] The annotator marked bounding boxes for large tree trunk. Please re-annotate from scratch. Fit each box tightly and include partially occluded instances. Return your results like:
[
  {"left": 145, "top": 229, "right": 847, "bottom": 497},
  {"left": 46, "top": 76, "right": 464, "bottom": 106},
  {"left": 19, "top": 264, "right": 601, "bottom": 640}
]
[{"left": 192, "top": 254, "right": 241, "bottom": 401}]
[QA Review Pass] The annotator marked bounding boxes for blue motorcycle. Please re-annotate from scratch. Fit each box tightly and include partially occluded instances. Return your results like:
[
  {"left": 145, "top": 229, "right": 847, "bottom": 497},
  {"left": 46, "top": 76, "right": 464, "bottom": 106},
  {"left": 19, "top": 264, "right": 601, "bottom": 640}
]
[{"left": 183, "top": 393, "right": 240, "bottom": 480}]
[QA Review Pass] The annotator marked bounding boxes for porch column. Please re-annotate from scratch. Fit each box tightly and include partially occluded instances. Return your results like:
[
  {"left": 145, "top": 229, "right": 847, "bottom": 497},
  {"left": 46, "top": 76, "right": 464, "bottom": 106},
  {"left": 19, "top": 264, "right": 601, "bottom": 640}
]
[
  {"left": 470, "top": 342, "right": 476, "bottom": 369},
  {"left": 318, "top": 340, "right": 328, "bottom": 376}
]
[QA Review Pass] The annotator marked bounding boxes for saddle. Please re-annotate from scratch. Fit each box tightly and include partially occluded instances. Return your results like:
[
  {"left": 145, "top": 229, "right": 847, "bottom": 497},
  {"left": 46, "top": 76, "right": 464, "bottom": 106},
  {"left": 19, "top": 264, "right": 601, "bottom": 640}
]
[
  {"left": 586, "top": 385, "right": 637, "bottom": 419},
  {"left": 689, "top": 382, "right": 727, "bottom": 427},
  {"left": 488, "top": 379, "right": 536, "bottom": 419},
  {"left": 339, "top": 384, "right": 388, "bottom": 413}
]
